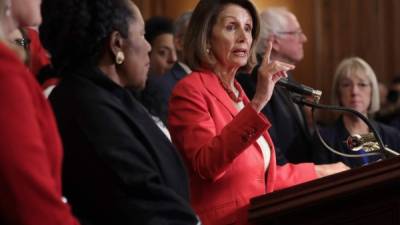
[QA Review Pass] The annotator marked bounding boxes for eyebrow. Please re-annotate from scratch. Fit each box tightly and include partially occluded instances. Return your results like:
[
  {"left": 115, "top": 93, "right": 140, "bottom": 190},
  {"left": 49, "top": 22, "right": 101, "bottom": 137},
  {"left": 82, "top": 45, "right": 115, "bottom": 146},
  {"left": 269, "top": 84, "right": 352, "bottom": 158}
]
[{"left": 220, "top": 15, "right": 253, "bottom": 24}]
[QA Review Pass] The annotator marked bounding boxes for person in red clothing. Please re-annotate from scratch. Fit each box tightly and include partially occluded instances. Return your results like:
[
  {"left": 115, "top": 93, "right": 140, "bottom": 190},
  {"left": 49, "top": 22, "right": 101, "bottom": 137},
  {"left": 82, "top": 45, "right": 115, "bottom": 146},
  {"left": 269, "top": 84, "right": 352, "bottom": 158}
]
[
  {"left": 0, "top": 0, "right": 80, "bottom": 225},
  {"left": 25, "top": 27, "right": 50, "bottom": 75},
  {"left": 8, "top": 27, "right": 50, "bottom": 75},
  {"left": 167, "top": 1, "right": 349, "bottom": 225}
]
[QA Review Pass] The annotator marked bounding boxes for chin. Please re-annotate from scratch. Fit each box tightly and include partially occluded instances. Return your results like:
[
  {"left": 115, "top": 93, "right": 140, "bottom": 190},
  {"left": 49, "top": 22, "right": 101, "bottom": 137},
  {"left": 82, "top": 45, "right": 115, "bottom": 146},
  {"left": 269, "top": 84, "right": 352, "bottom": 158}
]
[
  {"left": 127, "top": 82, "right": 146, "bottom": 91},
  {"left": 231, "top": 60, "right": 248, "bottom": 68}
]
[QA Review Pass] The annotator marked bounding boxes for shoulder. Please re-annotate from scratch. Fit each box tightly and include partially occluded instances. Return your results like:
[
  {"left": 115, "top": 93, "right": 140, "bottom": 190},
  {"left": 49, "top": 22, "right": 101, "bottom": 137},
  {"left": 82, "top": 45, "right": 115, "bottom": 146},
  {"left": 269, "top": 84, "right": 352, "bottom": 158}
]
[
  {"left": 316, "top": 120, "right": 344, "bottom": 140},
  {"left": 50, "top": 73, "right": 112, "bottom": 112},
  {"left": 0, "top": 43, "right": 24, "bottom": 73},
  {"left": 376, "top": 121, "right": 400, "bottom": 138},
  {"left": 169, "top": 71, "right": 218, "bottom": 108},
  {"left": 0, "top": 43, "right": 36, "bottom": 92},
  {"left": 173, "top": 71, "right": 208, "bottom": 92}
]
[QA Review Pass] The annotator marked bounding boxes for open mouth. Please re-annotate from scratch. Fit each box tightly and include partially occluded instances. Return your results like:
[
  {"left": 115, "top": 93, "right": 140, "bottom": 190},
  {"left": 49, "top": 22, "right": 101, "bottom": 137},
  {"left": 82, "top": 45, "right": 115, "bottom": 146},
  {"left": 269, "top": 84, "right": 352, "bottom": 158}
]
[{"left": 232, "top": 48, "right": 248, "bottom": 57}]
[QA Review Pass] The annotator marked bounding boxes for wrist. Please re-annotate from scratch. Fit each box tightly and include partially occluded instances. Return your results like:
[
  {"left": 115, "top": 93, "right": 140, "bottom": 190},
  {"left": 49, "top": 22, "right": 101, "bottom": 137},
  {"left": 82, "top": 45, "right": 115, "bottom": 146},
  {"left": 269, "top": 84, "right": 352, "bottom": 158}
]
[{"left": 250, "top": 97, "right": 266, "bottom": 112}]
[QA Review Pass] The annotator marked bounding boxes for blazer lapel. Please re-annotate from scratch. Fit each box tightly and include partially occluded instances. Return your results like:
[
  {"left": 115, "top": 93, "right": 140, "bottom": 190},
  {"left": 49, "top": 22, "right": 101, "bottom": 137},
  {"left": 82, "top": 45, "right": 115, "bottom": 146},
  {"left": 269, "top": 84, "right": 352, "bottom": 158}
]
[
  {"left": 106, "top": 90, "right": 173, "bottom": 150},
  {"left": 200, "top": 71, "right": 239, "bottom": 117}
]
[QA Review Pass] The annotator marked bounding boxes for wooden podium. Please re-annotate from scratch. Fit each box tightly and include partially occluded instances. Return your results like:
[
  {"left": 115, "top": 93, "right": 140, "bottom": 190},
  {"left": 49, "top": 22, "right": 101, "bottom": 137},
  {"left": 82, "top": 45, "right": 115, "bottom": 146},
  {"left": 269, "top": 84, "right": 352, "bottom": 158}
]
[{"left": 249, "top": 157, "right": 400, "bottom": 225}]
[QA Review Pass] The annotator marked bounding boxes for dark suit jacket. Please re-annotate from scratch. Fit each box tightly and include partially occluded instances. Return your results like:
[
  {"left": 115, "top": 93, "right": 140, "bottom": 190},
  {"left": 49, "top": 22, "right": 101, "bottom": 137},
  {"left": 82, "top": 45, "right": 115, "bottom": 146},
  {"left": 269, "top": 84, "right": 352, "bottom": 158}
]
[
  {"left": 161, "top": 62, "right": 188, "bottom": 98},
  {"left": 49, "top": 67, "right": 198, "bottom": 225},
  {"left": 139, "top": 62, "right": 188, "bottom": 124},
  {"left": 237, "top": 68, "right": 313, "bottom": 165},
  {"left": 312, "top": 117, "right": 400, "bottom": 168}
]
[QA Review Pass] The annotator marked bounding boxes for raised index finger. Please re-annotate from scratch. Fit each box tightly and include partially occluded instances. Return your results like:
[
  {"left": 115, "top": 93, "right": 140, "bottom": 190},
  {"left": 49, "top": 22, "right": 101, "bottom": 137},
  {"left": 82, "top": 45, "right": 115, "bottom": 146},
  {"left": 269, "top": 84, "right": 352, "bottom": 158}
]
[{"left": 261, "top": 41, "right": 273, "bottom": 65}]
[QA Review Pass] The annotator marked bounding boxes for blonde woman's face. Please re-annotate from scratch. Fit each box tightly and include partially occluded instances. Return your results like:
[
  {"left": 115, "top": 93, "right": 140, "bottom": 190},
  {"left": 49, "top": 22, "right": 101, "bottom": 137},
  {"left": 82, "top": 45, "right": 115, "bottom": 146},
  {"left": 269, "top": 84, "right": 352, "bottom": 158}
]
[{"left": 338, "top": 71, "right": 372, "bottom": 115}]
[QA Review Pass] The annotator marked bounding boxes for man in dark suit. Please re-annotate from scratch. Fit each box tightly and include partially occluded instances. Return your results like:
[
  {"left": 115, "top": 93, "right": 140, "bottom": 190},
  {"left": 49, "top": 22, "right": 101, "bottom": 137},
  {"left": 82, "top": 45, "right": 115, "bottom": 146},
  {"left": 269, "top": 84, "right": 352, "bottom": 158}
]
[
  {"left": 140, "top": 12, "right": 192, "bottom": 124},
  {"left": 237, "top": 7, "right": 311, "bottom": 164}
]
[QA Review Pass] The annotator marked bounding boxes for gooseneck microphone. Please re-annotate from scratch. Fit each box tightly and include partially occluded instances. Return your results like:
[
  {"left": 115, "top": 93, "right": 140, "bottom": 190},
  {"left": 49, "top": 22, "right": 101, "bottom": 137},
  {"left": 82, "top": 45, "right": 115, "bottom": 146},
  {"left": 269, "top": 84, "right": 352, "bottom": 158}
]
[
  {"left": 277, "top": 78, "right": 322, "bottom": 102},
  {"left": 346, "top": 133, "right": 377, "bottom": 151},
  {"left": 346, "top": 133, "right": 400, "bottom": 156}
]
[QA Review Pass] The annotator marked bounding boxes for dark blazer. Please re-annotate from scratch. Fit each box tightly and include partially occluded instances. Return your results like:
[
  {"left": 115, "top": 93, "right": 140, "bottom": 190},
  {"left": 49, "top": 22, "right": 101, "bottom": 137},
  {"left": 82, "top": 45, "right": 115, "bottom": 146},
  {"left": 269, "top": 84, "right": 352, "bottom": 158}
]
[
  {"left": 312, "top": 117, "right": 400, "bottom": 168},
  {"left": 161, "top": 62, "right": 188, "bottom": 98},
  {"left": 237, "top": 68, "right": 313, "bottom": 165},
  {"left": 139, "top": 62, "right": 188, "bottom": 124},
  {"left": 49, "top": 67, "right": 199, "bottom": 225}
]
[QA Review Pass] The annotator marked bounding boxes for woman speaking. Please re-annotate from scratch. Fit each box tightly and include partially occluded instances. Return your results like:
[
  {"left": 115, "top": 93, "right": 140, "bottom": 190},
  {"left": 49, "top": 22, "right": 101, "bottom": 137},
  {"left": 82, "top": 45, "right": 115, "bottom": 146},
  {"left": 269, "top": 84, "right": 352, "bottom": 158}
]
[{"left": 168, "top": 0, "right": 348, "bottom": 225}]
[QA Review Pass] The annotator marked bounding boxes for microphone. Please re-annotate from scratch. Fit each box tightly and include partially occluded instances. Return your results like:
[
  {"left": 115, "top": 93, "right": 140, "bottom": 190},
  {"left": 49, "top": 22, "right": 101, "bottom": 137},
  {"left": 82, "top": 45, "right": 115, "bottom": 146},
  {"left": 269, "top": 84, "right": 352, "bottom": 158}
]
[
  {"left": 346, "top": 133, "right": 377, "bottom": 151},
  {"left": 346, "top": 133, "right": 400, "bottom": 157},
  {"left": 277, "top": 78, "right": 322, "bottom": 101}
]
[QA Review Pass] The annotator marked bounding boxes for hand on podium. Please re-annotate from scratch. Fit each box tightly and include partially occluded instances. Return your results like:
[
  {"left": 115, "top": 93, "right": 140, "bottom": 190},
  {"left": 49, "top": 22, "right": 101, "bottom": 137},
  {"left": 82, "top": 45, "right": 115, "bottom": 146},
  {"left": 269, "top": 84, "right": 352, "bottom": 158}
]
[{"left": 314, "top": 162, "right": 349, "bottom": 178}]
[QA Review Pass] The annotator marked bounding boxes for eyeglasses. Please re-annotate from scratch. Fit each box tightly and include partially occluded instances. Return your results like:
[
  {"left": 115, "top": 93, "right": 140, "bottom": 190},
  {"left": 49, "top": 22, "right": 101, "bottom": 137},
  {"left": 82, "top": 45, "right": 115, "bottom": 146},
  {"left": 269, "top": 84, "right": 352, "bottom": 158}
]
[
  {"left": 14, "top": 38, "right": 31, "bottom": 50},
  {"left": 276, "top": 30, "right": 305, "bottom": 38}
]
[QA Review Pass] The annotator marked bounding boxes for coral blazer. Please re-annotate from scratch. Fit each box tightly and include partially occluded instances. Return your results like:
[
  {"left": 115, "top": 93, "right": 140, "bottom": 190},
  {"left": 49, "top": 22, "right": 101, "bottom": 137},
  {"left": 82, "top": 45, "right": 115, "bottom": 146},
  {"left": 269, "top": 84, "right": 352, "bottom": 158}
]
[{"left": 168, "top": 71, "right": 317, "bottom": 225}]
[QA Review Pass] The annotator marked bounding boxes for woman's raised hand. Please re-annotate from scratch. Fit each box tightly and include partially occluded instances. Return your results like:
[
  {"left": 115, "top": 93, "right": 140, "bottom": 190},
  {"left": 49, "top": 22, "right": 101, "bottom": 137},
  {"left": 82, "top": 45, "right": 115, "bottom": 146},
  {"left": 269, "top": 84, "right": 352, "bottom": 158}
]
[{"left": 250, "top": 41, "right": 295, "bottom": 112}]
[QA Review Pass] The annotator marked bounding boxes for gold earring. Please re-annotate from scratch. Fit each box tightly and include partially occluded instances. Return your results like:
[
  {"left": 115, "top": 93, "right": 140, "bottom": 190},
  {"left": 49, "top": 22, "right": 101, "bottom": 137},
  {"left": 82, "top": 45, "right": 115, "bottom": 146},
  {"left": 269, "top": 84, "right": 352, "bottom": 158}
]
[
  {"left": 206, "top": 48, "right": 210, "bottom": 54},
  {"left": 115, "top": 51, "right": 125, "bottom": 65}
]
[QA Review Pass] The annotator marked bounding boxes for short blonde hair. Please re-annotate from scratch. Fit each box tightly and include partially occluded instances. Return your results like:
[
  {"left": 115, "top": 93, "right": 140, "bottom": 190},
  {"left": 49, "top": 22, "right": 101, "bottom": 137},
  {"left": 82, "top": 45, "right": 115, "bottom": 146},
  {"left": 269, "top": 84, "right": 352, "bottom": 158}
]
[
  {"left": 332, "top": 57, "right": 380, "bottom": 114},
  {"left": 183, "top": 0, "right": 260, "bottom": 73}
]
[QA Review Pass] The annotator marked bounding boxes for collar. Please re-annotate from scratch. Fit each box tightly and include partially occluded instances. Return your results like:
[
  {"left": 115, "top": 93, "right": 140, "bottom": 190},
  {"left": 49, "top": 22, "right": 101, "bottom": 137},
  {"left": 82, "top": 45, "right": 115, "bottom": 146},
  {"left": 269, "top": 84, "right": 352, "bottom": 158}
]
[
  {"left": 71, "top": 66, "right": 128, "bottom": 101},
  {"left": 177, "top": 61, "right": 191, "bottom": 74}
]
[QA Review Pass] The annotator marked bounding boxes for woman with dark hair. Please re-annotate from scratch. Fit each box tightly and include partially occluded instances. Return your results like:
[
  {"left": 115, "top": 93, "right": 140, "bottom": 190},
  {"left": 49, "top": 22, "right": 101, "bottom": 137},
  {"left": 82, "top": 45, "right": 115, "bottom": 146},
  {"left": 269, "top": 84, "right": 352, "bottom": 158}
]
[
  {"left": 0, "top": 0, "right": 79, "bottom": 224},
  {"left": 168, "top": 1, "right": 348, "bottom": 225},
  {"left": 40, "top": 0, "right": 199, "bottom": 224}
]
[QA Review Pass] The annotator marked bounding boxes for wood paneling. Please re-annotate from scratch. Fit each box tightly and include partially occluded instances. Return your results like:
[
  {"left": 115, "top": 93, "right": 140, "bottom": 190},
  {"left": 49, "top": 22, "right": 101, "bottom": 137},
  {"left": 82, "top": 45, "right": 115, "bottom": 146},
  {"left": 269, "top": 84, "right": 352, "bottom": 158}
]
[{"left": 313, "top": 0, "right": 400, "bottom": 122}]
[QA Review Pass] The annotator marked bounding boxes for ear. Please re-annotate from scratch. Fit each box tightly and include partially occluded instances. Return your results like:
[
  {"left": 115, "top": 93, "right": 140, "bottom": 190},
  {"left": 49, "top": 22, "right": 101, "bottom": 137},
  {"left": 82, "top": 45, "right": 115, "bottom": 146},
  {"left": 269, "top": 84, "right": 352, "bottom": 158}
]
[
  {"left": 109, "top": 31, "right": 124, "bottom": 57},
  {"left": 267, "top": 35, "right": 280, "bottom": 52},
  {"left": 174, "top": 35, "right": 184, "bottom": 52}
]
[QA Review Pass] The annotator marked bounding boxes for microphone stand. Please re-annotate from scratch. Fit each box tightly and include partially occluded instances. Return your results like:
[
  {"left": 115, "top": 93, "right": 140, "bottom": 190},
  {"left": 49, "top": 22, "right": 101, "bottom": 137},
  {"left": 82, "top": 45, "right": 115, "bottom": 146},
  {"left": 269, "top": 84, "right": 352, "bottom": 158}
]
[{"left": 292, "top": 95, "right": 399, "bottom": 159}]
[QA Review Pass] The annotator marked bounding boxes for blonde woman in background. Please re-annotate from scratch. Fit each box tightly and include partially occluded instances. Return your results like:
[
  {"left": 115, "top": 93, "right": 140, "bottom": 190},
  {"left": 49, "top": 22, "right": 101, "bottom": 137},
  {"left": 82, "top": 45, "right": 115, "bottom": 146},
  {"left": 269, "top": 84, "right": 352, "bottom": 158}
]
[{"left": 312, "top": 57, "right": 400, "bottom": 168}]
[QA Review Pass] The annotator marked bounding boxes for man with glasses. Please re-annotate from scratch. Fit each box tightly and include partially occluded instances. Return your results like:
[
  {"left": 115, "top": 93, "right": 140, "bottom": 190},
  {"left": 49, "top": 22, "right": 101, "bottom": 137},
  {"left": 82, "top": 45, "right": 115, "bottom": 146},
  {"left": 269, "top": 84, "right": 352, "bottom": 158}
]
[{"left": 237, "top": 7, "right": 312, "bottom": 165}]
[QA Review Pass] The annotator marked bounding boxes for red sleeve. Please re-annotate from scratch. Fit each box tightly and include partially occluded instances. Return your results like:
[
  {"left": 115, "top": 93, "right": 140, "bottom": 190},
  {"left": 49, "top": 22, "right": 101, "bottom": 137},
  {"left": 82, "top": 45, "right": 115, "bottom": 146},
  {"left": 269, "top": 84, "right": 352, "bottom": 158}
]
[
  {"left": 273, "top": 163, "right": 317, "bottom": 191},
  {"left": 168, "top": 77, "right": 269, "bottom": 181},
  {"left": 0, "top": 44, "right": 79, "bottom": 225}
]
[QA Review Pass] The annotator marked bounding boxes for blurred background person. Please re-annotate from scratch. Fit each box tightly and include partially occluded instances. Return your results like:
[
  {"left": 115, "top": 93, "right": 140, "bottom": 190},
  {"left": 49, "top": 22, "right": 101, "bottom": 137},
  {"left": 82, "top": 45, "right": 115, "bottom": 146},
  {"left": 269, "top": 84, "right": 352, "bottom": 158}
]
[
  {"left": 312, "top": 57, "right": 400, "bottom": 168},
  {"left": 7, "top": 27, "right": 56, "bottom": 97},
  {"left": 162, "top": 11, "right": 192, "bottom": 95},
  {"left": 237, "top": 7, "right": 313, "bottom": 164},
  {"left": 0, "top": 0, "right": 79, "bottom": 224},
  {"left": 135, "top": 16, "right": 177, "bottom": 135},
  {"left": 8, "top": 27, "right": 50, "bottom": 76},
  {"left": 40, "top": 0, "right": 200, "bottom": 224},
  {"left": 378, "top": 81, "right": 388, "bottom": 109},
  {"left": 146, "top": 16, "right": 177, "bottom": 77},
  {"left": 154, "top": 11, "right": 193, "bottom": 123},
  {"left": 168, "top": 1, "right": 348, "bottom": 225},
  {"left": 375, "top": 76, "right": 400, "bottom": 131}
]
